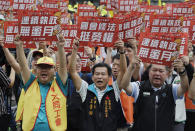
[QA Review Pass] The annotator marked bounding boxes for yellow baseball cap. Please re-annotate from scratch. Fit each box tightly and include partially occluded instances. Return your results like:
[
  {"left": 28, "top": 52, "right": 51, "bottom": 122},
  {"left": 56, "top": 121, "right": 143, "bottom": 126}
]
[{"left": 36, "top": 56, "right": 55, "bottom": 66}]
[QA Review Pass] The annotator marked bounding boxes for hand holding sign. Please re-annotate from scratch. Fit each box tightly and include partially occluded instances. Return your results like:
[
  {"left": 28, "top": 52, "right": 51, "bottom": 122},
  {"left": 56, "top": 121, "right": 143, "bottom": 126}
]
[
  {"left": 14, "top": 34, "right": 23, "bottom": 46},
  {"left": 73, "top": 37, "right": 80, "bottom": 50}
]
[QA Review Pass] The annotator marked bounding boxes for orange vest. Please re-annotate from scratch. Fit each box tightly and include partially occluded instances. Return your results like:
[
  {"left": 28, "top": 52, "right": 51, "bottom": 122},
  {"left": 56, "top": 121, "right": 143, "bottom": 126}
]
[
  {"left": 120, "top": 91, "right": 134, "bottom": 124},
  {"left": 185, "top": 62, "right": 195, "bottom": 111},
  {"left": 109, "top": 77, "right": 134, "bottom": 124},
  {"left": 185, "top": 92, "right": 195, "bottom": 111}
]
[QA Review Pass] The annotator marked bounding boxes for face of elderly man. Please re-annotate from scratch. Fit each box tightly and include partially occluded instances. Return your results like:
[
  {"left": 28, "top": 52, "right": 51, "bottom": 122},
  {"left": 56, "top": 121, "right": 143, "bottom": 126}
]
[{"left": 149, "top": 64, "right": 168, "bottom": 88}]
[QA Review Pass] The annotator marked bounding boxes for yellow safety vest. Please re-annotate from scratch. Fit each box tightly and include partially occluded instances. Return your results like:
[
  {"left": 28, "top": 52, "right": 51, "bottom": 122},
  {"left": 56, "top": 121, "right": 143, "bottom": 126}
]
[
  {"left": 15, "top": 88, "right": 25, "bottom": 122},
  {"left": 22, "top": 78, "right": 67, "bottom": 131}
]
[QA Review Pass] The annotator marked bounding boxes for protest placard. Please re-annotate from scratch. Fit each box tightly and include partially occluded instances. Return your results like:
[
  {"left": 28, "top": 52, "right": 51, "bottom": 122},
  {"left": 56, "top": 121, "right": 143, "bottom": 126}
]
[
  {"left": 138, "top": 32, "right": 188, "bottom": 66},
  {"left": 77, "top": 16, "right": 119, "bottom": 47},
  {"left": 18, "top": 10, "right": 60, "bottom": 41}
]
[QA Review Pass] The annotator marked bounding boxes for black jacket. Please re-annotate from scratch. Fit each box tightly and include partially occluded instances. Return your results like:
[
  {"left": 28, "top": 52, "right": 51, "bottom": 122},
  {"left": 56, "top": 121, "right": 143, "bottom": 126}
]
[
  {"left": 132, "top": 80, "right": 175, "bottom": 131},
  {"left": 80, "top": 84, "right": 126, "bottom": 131}
]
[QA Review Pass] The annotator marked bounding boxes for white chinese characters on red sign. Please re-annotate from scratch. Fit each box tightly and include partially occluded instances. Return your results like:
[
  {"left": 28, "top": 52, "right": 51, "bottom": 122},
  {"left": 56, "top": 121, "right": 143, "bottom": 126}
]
[
  {"left": 77, "top": 16, "right": 119, "bottom": 47},
  {"left": 118, "top": 12, "right": 143, "bottom": 41},
  {"left": 166, "top": 2, "right": 194, "bottom": 17},
  {"left": 39, "top": 0, "right": 68, "bottom": 12},
  {"left": 118, "top": 0, "right": 139, "bottom": 12},
  {"left": 50, "top": 25, "right": 77, "bottom": 50},
  {"left": 13, "top": 0, "right": 35, "bottom": 11},
  {"left": 0, "top": 0, "right": 12, "bottom": 11},
  {"left": 4, "top": 21, "right": 36, "bottom": 48},
  {"left": 190, "top": 21, "right": 195, "bottom": 45},
  {"left": 60, "top": 13, "right": 71, "bottom": 25},
  {"left": 77, "top": 4, "right": 98, "bottom": 17},
  {"left": 100, "top": 0, "right": 113, "bottom": 10},
  {"left": 148, "top": 14, "right": 185, "bottom": 34},
  {"left": 18, "top": 11, "right": 59, "bottom": 41},
  {"left": 138, "top": 33, "right": 188, "bottom": 66}
]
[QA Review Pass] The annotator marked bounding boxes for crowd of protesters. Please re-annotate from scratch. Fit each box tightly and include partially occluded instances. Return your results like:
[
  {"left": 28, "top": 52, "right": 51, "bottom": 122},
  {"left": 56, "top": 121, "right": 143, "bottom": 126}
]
[{"left": 0, "top": 0, "right": 195, "bottom": 131}]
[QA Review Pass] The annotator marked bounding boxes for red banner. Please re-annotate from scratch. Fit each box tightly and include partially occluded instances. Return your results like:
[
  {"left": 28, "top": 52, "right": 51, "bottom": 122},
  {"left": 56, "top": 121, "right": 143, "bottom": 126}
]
[
  {"left": 59, "top": 0, "right": 69, "bottom": 12},
  {"left": 49, "top": 25, "right": 77, "bottom": 50},
  {"left": 100, "top": 0, "right": 114, "bottom": 10},
  {"left": 117, "top": 0, "right": 139, "bottom": 12},
  {"left": 60, "top": 13, "right": 72, "bottom": 25},
  {"left": 77, "top": 4, "right": 98, "bottom": 17},
  {"left": 4, "top": 21, "right": 36, "bottom": 48},
  {"left": 118, "top": 12, "right": 144, "bottom": 41},
  {"left": 165, "top": 3, "right": 195, "bottom": 17},
  {"left": 0, "top": 0, "right": 13, "bottom": 11},
  {"left": 138, "top": 5, "right": 165, "bottom": 14},
  {"left": 190, "top": 19, "right": 195, "bottom": 45},
  {"left": 18, "top": 10, "right": 60, "bottom": 41},
  {"left": 138, "top": 32, "right": 188, "bottom": 66},
  {"left": 147, "top": 14, "right": 185, "bottom": 34},
  {"left": 77, "top": 16, "right": 119, "bottom": 47},
  {"left": 12, "top": 0, "right": 36, "bottom": 11},
  {"left": 179, "top": 16, "right": 195, "bottom": 42},
  {"left": 38, "top": 0, "right": 68, "bottom": 12}
]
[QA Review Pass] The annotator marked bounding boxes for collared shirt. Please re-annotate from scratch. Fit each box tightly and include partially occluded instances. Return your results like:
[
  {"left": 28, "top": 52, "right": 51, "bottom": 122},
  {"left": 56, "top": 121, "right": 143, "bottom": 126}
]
[
  {"left": 0, "top": 67, "right": 10, "bottom": 116},
  {"left": 130, "top": 81, "right": 181, "bottom": 103},
  {"left": 23, "top": 72, "right": 67, "bottom": 131},
  {"left": 77, "top": 80, "right": 120, "bottom": 103},
  {"left": 166, "top": 71, "right": 186, "bottom": 122}
]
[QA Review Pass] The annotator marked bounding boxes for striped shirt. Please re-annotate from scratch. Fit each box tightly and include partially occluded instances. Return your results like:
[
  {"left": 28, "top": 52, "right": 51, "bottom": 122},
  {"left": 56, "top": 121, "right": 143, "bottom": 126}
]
[{"left": 0, "top": 67, "right": 11, "bottom": 116}]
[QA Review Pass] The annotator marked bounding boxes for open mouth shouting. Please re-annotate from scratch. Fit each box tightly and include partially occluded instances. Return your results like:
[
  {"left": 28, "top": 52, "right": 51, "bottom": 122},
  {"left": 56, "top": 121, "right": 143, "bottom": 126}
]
[{"left": 40, "top": 73, "right": 48, "bottom": 79}]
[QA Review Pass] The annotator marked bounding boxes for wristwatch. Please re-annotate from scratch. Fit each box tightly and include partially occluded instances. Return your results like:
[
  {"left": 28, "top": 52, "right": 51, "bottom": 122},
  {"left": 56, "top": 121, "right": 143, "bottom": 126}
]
[{"left": 179, "top": 69, "right": 186, "bottom": 76}]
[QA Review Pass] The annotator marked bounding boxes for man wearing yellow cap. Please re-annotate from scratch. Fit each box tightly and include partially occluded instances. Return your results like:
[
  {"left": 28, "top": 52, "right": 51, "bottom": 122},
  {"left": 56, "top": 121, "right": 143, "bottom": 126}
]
[{"left": 14, "top": 34, "right": 68, "bottom": 131}]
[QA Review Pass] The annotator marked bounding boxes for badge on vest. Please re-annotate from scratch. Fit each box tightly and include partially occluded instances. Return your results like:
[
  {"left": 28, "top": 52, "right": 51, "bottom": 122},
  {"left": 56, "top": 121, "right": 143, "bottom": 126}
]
[
  {"left": 143, "top": 92, "right": 150, "bottom": 96},
  {"left": 89, "top": 97, "right": 97, "bottom": 116},
  {"left": 173, "top": 80, "right": 180, "bottom": 84},
  {"left": 162, "top": 93, "right": 167, "bottom": 97},
  {"left": 105, "top": 96, "right": 111, "bottom": 118}
]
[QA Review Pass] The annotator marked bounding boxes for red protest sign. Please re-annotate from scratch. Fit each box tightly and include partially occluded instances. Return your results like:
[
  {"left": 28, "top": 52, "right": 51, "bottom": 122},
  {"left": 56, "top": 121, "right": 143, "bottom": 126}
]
[
  {"left": 137, "top": 32, "right": 188, "bottom": 66},
  {"left": 37, "top": 0, "right": 68, "bottom": 12},
  {"left": 18, "top": 10, "right": 60, "bottom": 42},
  {"left": 147, "top": 14, "right": 185, "bottom": 34},
  {"left": 12, "top": 0, "right": 36, "bottom": 11},
  {"left": 59, "top": 0, "right": 69, "bottom": 12},
  {"left": 77, "top": 16, "right": 119, "bottom": 47},
  {"left": 61, "top": 25, "right": 77, "bottom": 49},
  {"left": 182, "top": 16, "right": 194, "bottom": 34},
  {"left": 77, "top": 4, "right": 98, "bottom": 17},
  {"left": 0, "top": 0, "right": 13, "bottom": 11},
  {"left": 138, "top": 5, "right": 165, "bottom": 14},
  {"left": 60, "top": 13, "right": 72, "bottom": 25},
  {"left": 42, "top": 0, "right": 59, "bottom": 11},
  {"left": 3, "top": 21, "right": 36, "bottom": 48},
  {"left": 118, "top": 12, "right": 144, "bottom": 41},
  {"left": 117, "top": 0, "right": 139, "bottom": 12},
  {"left": 100, "top": 0, "right": 114, "bottom": 10},
  {"left": 49, "top": 25, "right": 77, "bottom": 50},
  {"left": 189, "top": 19, "right": 195, "bottom": 45},
  {"left": 3, "top": 21, "right": 18, "bottom": 48},
  {"left": 136, "top": 5, "right": 165, "bottom": 31},
  {"left": 165, "top": 2, "right": 195, "bottom": 17}
]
